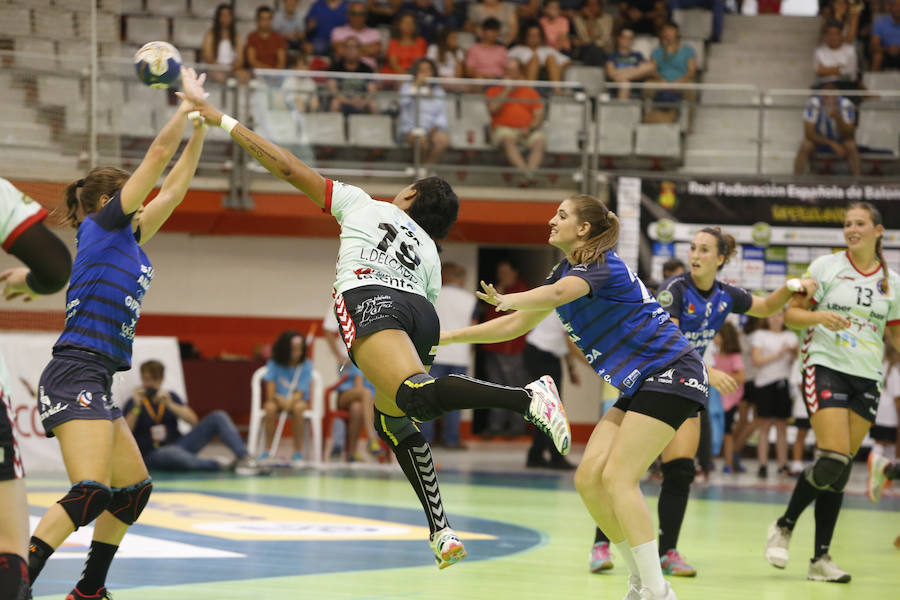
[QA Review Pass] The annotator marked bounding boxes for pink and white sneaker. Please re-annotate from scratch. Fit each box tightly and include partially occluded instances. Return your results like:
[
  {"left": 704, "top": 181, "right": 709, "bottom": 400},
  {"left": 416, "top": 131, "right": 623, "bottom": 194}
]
[
  {"left": 590, "top": 541, "right": 614, "bottom": 573},
  {"left": 525, "top": 375, "right": 571, "bottom": 455}
]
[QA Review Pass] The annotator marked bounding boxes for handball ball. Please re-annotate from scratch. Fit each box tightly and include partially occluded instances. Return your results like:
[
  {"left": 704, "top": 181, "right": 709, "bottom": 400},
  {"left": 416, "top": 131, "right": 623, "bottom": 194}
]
[{"left": 134, "top": 41, "right": 182, "bottom": 89}]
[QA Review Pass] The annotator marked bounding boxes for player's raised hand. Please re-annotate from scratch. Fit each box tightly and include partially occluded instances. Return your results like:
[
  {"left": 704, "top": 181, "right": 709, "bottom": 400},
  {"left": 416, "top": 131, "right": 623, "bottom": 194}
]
[
  {"left": 175, "top": 66, "right": 208, "bottom": 105},
  {"left": 476, "top": 280, "right": 511, "bottom": 311}
]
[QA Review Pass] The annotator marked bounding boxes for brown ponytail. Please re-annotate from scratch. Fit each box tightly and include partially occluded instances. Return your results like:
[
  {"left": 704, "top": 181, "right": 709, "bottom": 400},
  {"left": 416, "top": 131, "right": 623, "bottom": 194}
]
[
  {"left": 848, "top": 201, "right": 889, "bottom": 294},
  {"left": 569, "top": 194, "right": 620, "bottom": 265},
  {"left": 699, "top": 226, "right": 737, "bottom": 271},
  {"left": 59, "top": 166, "right": 130, "bottom": 228}
]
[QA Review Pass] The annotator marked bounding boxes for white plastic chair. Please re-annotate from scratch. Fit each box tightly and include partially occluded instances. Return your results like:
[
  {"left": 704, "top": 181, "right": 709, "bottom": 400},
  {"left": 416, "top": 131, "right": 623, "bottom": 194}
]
[{"left": 247, "top": 366, "right": 324, "bottom": 465}]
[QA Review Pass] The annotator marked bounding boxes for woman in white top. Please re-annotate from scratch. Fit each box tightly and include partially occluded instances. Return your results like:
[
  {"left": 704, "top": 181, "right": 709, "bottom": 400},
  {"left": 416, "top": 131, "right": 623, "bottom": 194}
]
[
  {"left": 508, "top": 24, "right": 570, "bottom": 85},
  {"left": 750, "top": 311, "right": 798, "bottom": 477},
  {"left": 201, "top": 3, "right": 246, "bottom": 83},
  {"left": 426, "top": 29, "right": 465, "bottom": 78}
]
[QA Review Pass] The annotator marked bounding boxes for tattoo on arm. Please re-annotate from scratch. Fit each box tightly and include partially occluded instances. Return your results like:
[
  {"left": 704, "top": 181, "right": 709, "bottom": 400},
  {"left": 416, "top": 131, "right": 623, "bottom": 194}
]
[{"left": 234, "top": 129, "right": 291, "bottom": 178}]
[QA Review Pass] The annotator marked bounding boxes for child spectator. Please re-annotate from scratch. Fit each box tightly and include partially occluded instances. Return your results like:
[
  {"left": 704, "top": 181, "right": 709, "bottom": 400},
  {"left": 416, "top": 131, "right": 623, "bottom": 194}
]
[
  {"left": 331, "top": 2, "right": 383, "bottom": 68},
  {"left": 713, "top": 322, "right": 746, "bottom": 474},
  {"left": 814, "top": 21, "right": 858, "bottom": 86},
  {"left": 871, "top": 0, "right": 900, "bottom": 71},
  {"left": 246, "top": 6, "right": 288, "bottom": 69},
  {"left": 468, "top": 0, "right": 519, "bottom": 46},
  {"left": 539, "top": 0, "right": 571, "bottom": 53},
  {"left": 508, "top": 23, "right": 570, "bottom": 85},
  {"left": 466, "top": 17, "right": 508, "bottom": 77},
  {"left": 274, "top": 0, "right": 313, "bottom": 52},
  {"left": 606, "top": 27, "right": 655, "bottom": 98},
  {"left": 201, "top": 3, "right": 247, "bottom": 82},
  {"left": 328, "top": 37, "right": 379, "bottom": 113},
  {"left": 383, "top": 12, "right": 428, "bottom": 73},
  {"left": 571, "top": 0, "right": 614, "bottom": 65},
  {"left": 427, "top": 28, "right": 466, "bottom": 77},
  {"left": 306, "top": 0, "right": 349, "bottom": 56},
  {"left": 398, "top": 58, "right": 450, "bottom": 164}
]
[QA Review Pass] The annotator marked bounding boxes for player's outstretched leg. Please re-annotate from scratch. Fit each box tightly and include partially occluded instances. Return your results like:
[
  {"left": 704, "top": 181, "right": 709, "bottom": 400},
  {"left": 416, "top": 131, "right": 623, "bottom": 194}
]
[{"left": 374, "top": 408, "right": 465, "bottom": 569}]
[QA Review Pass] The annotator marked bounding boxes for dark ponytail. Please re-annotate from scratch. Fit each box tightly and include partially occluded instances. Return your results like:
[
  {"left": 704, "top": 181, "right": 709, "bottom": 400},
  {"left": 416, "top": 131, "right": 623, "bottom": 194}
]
[
  {"left": 60, "top": 166, "right": 130, "bottom": 228},
  {"left": 699, "top": 226, "right": 737, "bottom": 271},
  {"left": 848, "top": 201, "right": 889, "bottom": 294},
  {"left": 569, "top": 194, "right": 620, "bottom": 265}
]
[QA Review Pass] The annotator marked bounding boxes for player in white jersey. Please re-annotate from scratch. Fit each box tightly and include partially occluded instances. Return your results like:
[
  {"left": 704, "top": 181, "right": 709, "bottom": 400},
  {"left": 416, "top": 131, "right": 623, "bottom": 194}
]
[
  {"left": 181, "top": 88, "right": 571, "bottom": 569},
  {"left": 0, "top": 178, "right": 72, "bottom": 600},
  {"left": 766, "top": 202, "right": 900, "bottom": 583}
]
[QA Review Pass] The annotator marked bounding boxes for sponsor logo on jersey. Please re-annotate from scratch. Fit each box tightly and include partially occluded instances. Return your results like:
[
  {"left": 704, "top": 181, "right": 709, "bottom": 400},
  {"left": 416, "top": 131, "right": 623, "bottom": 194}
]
[
  {"left": 657, "top": 290, "right": 673, "bottom": 307},
  {"left": 686, "top": 303, "right": 696, "bottom": 314},
  {"left": 585, "top": 348, "right": 603, "bottom": 364},
  {"left": 877, "top": 279, "right": 886, "bottom": 295},
  {"left": 820, "top": 389, "right": 832, "bottom": 400},
  {"left": 837, "top": 275, "right": 855, "bottom": 281},
  {"left": 718, "top": 301, "right": 728, "bottom": 313},
  {"left": 652, "top": 369, "right": 675, "bottom": 384},
  {"left": 77, "top": 390, "right": 92, "bottom": 408},
  {"left": 356, "top": 296, "right": 394, "bottom": 325},
  {"left": 622, "top": 369, "right": 642, "bottom": 388},
  {"left": 681, "top": 377, "right": 708, "bottom": 394}
]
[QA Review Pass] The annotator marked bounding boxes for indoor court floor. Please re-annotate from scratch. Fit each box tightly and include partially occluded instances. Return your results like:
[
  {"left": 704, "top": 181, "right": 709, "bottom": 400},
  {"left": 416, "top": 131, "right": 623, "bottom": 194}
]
[{"left": 27, "top": 443, "right": 899, "bottom": 600}]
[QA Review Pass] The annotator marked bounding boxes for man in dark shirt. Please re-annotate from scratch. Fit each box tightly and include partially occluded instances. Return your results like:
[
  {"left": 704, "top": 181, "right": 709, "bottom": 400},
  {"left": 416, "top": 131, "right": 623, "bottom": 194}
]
[
  {"left": 617, "top": 0, "right": 666, "bottom": 36},
  {"left": 124, "top": 360, "right": 266, "bottom": 475},
  {"left": 327, "top": 37, "right": 378, "bottom": 113}
]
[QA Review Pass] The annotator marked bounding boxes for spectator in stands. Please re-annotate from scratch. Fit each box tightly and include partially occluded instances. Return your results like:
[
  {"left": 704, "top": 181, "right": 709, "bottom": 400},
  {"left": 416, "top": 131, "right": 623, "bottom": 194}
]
[
  {"left": 274, "top": 0, "right": 313, "bottom": 52},
  {"left": 383, "top": 12, "right": 429, "bottom": 73},
  {"left": 427, "top": 28, "right": 466, "bottom": 77},
  {"left": 398, "top": 58, "right": 450, "bottom": 163},
  {"left": 509, "top": 24, "right": 570, "bottom": 86},
  {"left": 616, "top": 0, "right": 666, "bottom": 37},
  {"left": 466, "top": 17, "right": 509, "bottom": 77},
  {"left": 668, "top": 0, "right": 724, "bottom": 43},
  {"left": 307, "top": 0, "right": 349, "bottom": 56},
  {"left": 662, "top": 257, "right": 685, "bottom": 279},
  {"left": 420, "top": 263, "right": 477, "bottom": 448},
  {"left": 515, "top": 0, "right": 543, "bottom": 25},
  {"left": 124, "top": 360, "right": 266, "bottom": 475},
  {"left": 247, "top": 6, "right": 289, "bottom": 70},
  {"left": 814, "top": 21, "right": 858, "bottom": 86},
  {"left": 261, "top": 330, "right": 314, "bottom": 467},
  {"left": 647, "top": 21, "right": 696, "bottom": 123},
  {"left": 794, "top": 84, "right": 861, "bottom": 176},
  {"left": 404, "top": 0, "right": 447, "bottom": 43},
  {"left": 821, "top": 0, "right": 862, "bottom": 44},
  {"left": 331, "top": 2, "right": 383, "bottom": 67},
  {"left": 487, "top": 59, "right": 546, "bottom": 185},
  {"left": 871, "top": 0, "right": 900, "bottom": 71},
  {"left": 571, "top": 0, "right": 614, "bottom": 66},
  {"left": 367, "top": 0, "right": 405, "bottom": 27},
  {"left": 328, "top": 37, "right": 379, "bottom": 113},
  {"left": 468, "top": 0, "right": 519, "bottom": 46},
  {"left": 606, "top": 26, "right": 655, "bottom": 98},
  {"left": 539, "top": 0, "right": 572, "bottom": 53},
  {"left": 201, "top": 3, "right": 247, "bottom": 83},
  {"left": 282, "top": 50, "right": 319, "bottom": 163}
]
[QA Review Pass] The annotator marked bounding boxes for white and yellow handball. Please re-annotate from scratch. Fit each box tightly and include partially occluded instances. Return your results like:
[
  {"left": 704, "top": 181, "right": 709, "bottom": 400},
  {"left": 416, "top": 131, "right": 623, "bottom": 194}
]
[{"left": 134, "top": 41, "right": 182, "bottom": 89}]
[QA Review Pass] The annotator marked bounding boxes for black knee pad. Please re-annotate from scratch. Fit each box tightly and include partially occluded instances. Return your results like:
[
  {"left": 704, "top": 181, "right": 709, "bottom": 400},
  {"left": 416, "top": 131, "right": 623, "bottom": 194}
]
[
  {"left": 374, "top": 408, "right": 420, "bottom": 447},
  {"left": 660, "top": 458, "right": 696, "bottom": 496},
  {"left": 107, "top": 477, "right": 153, "bottom": 525},
  {"left": 828, "top": 459, "right": 854, "bottom": 493},
  {"left": 57, "top": 480, "right": 111, "bottom": 529},
  {"left": 805, "top": 449, "right": 851, "bottom": 491},
  {"left": 395, "top": 373, "right": 442, "bottom": 422}
]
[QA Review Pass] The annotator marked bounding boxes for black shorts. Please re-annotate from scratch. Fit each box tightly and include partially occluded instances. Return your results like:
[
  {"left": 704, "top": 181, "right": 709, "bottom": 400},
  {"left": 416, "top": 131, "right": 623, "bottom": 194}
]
[
  {"left": 870, "top": 424, "right": 898, "bottom": 443},
  {"left": 794, "top": 417, "right": 811, "bottom": 429},
  {"left": 742, "top": 381, "right": 756, "bottom": 405},
  {"left": 334, "top": 285, "right": 439, "bottom": 368},
  {"left": 0, "top": 393, "right": 24, "bottom": 481},
  {"left": 802, "top": 364, "right": 880, "bottom": 424},
  {"left": 753, "top": 379, "right": 792, "bottom": 419},
  {"left": 724, "top": 406, "right": 738, "bottom": 434},
  {"left": 37, "top": 351, "right": 121, "bottom": 438}
]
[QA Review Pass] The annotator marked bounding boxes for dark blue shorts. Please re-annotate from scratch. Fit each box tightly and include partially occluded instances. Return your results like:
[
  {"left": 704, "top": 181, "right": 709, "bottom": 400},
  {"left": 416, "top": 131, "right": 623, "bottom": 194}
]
[{"left": 37, "top": 353, "right": 121, "bottom": 437}]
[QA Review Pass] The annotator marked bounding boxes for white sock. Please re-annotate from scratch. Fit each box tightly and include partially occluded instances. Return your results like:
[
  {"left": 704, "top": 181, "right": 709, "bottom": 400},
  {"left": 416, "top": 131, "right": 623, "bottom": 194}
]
[
  {"left": 613, "top": 539, "right": 640, "bottom": 580},
  {"left": 631, "top": 540, "right": 666, "bottom": 597}
]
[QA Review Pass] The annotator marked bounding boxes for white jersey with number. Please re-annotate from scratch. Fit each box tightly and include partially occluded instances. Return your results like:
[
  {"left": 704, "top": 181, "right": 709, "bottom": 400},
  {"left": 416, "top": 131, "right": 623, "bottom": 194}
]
[
  {"left": 326, "top": 179, "right": 441, "bottom": 304},
  {"left": 0, "top": 177, "right": 47, "bottom": 250},
  {"left": 801, "top": 251, "right": 900, "bottom": 382}
]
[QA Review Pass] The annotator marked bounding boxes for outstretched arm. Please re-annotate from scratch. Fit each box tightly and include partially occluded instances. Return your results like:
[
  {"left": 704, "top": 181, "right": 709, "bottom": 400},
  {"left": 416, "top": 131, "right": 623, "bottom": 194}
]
[
  {"left": 746, "top": 277, "right": 817, "bottom": 318},
  {"left": 477, "top": 276, "right": 590, "bottom": 312},
  {"left": 179, "top": 86, "right": 327, "bottom": 208},
  {"left": 441, "top": 308, "right": 551, "bottom": 346},
  {"left": 138, "top": 116, "right": 208, "bottom": 244}
]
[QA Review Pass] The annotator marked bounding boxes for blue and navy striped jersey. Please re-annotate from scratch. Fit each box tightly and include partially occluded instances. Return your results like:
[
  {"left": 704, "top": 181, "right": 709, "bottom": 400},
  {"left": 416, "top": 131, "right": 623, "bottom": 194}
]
[
  {"left": 546, "top": 251, "right": 692, "bottom": 395},
  {"left": 54, "top": 192, "right": 152, "bottom": 371},
  {"left": 656, "top": 274, "right": 753, "bottom": 356}
]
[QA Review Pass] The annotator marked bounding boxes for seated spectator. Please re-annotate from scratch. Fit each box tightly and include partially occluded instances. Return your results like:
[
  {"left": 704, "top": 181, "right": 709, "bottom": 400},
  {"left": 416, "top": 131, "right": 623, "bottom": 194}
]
[
  {"left": 246, "top": 6, "right": 288, "bottom": 69},
  {"left": 201, "top": 3, "right": 247, "bottom": 83},
  {"left": 307, "top": 0, "right": 349, "bottom": 56},
  {"left": 331, "top": 2, "right": 383, "bottom": 68},
  {"left": 515, "top": 0, "right": 542, "bottom": 24},
  {"left": 383, "top": 12, "right": 429, "bottom": 73},
  {"left": 403, "top": 0, "right": 446, "bottom": 43},
  {"left": 606, "top": 26, "right": 655, "bottom": 98},
  {"left": 486, "top": 59, "right": 546, "bottom": 185},
  {"left": 571, "top": 0, "right": 614, "bottom": 65},
  {"left": 274, "top": 0, "right": 313, "bottom": 52},
  {"left": 281, "top": 50, "right": 320, "bottom": 163},
  {"left": 539, "top": 0, "right": 571, "bottom": 53},
  {"left": 124, "top": 360, "right": 266, "bottom": 475},
  {"left": 466, "top": 17, "right": 509, "bottom": 77},
  {"left": 427, "top": 28, "right": 466, "bottom": 77},
  {"left": 616, "top": 0, "right": 666, "bottom": 37},
  {"left": 647, "top": 21, "right": 696, "bottom": 123},
  {"left": 668, "top": 0, "right": 724, "bottom": 43},
  {"left": 261, "top": 330, "right": 314, "bottom": 466},
  {"left": 328, "top": 37, "right": 379, "bottom": 113},
  {"left": 814, "top": 21, "right": 858, "bottom": 86},
  {"left": 468, "top": 0, "right": 519, "bottom": 46},
  {"left": 509, "top": 24, "right": 570, "bottom": 86},
  {"left": 367, "top": 0, "right": 405, "bottom": 27},
  {"left": 872, "top": 0, "right": 900, "bottom": 71},
  {"left": 821, "top": 0, "right": 862, "bottom": 44},
  {"left": 398, "top": 58, "right": 449, "bottom": 163},
  {"left": 794, "top": 85, "right": 860, "bottom": 176}
]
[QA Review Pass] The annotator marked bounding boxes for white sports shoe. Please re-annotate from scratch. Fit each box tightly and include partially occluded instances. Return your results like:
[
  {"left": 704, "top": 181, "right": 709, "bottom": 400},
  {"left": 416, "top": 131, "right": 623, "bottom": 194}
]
[
  {"left": 430, "top": 527, "right": 467, "bottom": 569},
  {"left": 807, "top": 554, "right": 851, "bottom": 583},
  {"left": 639, "top": 581, "right": 677, "bottom": 600},
  {"left": 524, "top": 375, "right": 571, "bottom": 455},
  {"left": 622, "top": 575, "right": 643, "bottom": 600},
  {"left": 765, "top": 520, "right": 792, "bottom": 569},
  {"left": 867, "top": 452, "right": 890, "bottom": 504}
]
